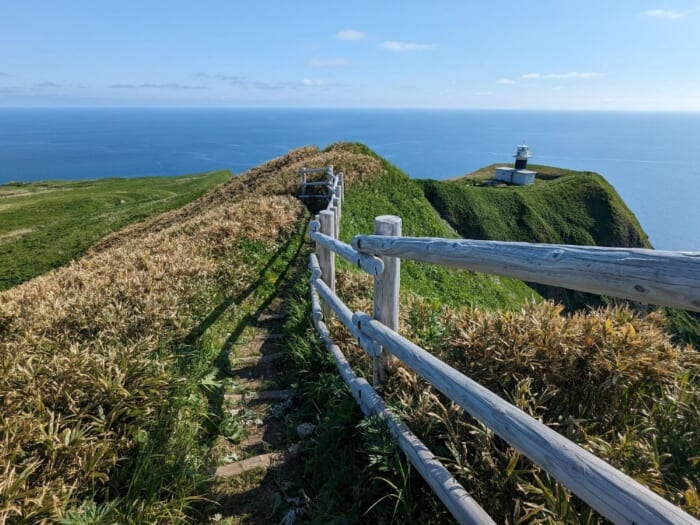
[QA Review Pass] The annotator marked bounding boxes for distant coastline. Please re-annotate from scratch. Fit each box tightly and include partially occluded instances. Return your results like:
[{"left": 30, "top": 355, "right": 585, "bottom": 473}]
[{"left": 1, "top": 108, "right": 698, "bottom": 250}]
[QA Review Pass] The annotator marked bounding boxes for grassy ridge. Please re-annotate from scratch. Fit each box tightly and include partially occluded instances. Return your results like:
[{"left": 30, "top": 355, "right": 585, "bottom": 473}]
[
  {"left": 1, "top": 142, "right": 697, "bottom": 523},
  {"left": 320, "top": 146, "right": 699, "bottom": 522},
  {"left": 0, "top": 174, "right": 305, "bottom": 522},
  {"left": 0, "top": 172, "right": 230, "bottom": 290},
  {"left": 337, "top": 147, "right": 538, "bottom": 310},
  {"left": 301, "top": 144, "right": 698, "bottom": 523},
  {"left": 418, "top": 167, "right": 650, "bottom": 248},
  {"left": 417, "top": 166, "right": 700, "bottom": 342}
]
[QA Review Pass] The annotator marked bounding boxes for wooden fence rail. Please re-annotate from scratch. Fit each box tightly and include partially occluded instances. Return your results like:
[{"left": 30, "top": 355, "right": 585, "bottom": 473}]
[
  {"left": 351, "top": 311, "right": 697, "bottom": 525},
  {"left": 351, "top": 235, "right": 700, "bottom": 312},
  {"left": 309, "top": 225, "right": 384, "bottom": 276},
  {"left": 300, "top": 171, "right": 700, "bottom": 524},
  {"left": 310, "top": 285, "right": 495, "bottom": 525}
]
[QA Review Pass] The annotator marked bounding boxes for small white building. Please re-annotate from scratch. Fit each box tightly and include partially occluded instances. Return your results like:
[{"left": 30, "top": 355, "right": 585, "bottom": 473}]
[
  {"left": 493, "top": 144, "right": 536, "bottom": 186},
  {"left": 494, "top": 167, "right": 516, "bottom": 183}
]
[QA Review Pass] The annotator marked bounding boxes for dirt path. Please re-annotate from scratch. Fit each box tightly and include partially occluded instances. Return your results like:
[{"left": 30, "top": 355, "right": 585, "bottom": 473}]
[{"left": 201, "top": 286, "right": 309, "bottom": 524}]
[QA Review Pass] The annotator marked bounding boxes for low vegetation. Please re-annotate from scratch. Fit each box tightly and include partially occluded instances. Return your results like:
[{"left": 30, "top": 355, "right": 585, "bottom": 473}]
[
  {"left": 418, "top": 166, "right": 650, "bottom": 249},
  {"left": 418, "top": 165, "right": 700, "bottom": 338},
  {"left": 1, "top": 142, "right": 697, "bottom": 523},
  {"left": 329, "top": 271, "right": 700, "bottom": 522},
  {"left": 0, "top": 179, "right": 305, "bottom": 522},
  {"left": 0, "top": 172, "right": 229, "bottom": 290},
  {"left": 337, "top": 147, "right": 538, "bottom": 310}
]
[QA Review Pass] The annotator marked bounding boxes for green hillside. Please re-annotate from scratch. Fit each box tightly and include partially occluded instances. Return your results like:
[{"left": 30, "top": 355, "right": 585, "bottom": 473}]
[
  {"left": 414, "top": 165, "right": 700, "bottom": 345},
  {"left": 418, "top": 166, "right": 650, "bottom": 248},
  {"left": 335, "top": 145, "right": 539, "bottom": 310},
  {"left": 1, "top": 143, "right": 697, "bottom": 523},
  {"left": 0, "top": 172, "right": 230, "bottom": 290}
]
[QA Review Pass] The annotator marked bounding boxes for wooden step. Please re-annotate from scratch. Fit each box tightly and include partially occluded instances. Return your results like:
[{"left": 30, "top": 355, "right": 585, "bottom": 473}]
[
  {"left": 225, "top": 389, "right": 293, "bottom": 403},
  {"left": 254, "top": 333, "right": 284, "bottom": 340},
  {"left": 231, "top": 352, "right": 284, "bottom": 366},
  {"left": 215, "top": 444, "right": 299, "bottom": 478},
  {"left": 258, "top": 312, "right": 285, "bottom": 322}
]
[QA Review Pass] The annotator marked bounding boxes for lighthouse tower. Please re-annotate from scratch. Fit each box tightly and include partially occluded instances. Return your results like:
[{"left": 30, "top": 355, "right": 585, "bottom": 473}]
[{"left": 513, "top": 144, "right": 532, "bottom": 170}]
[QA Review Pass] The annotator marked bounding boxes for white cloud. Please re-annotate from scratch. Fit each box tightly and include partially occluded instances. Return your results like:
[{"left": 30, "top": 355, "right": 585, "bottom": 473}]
[
  {"left": 381, "top": 41, "right": 435, "bottom": 52},
  {"left": 309, "top": 58, "right": 350, "bottom": 67},
  {"left": 110, "top": 82, "right": 208, "bottom": 90},
  {"left": 522, "top": 72, "right": 602, "bottom": 79},
  {"left": 642, "top": 9, "right": 684, "bottom": 19},
  {"left": 192, "top": 73, "right": 342, "bottom": 91},
  {"left": 497, "top": 78, "right": 516, "bottom": 84},
  {"left": 302, "top": 79, "right": 326, "bottom": 87},
  {"left": 335, "top": 29, "right": 366, "bottom": 41},
  {"left": 194, "top": 73, "right": 246, "bottom": 82}
]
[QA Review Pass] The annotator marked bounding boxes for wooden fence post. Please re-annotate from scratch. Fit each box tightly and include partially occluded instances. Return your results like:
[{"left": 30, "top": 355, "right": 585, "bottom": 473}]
[
  {"left": 338, "top": 172, "right": 344, "bottom": 201},
  {"left": 373, "top": 215, "right": 401, "bottom": 386},
  {"left": 332, "top": 196, "right": 340, "bottom": 239},
  {"left": 300, "top": 169, "right": 307, "bottom": 196},
  {"left": 334, "top": 186, "right": 342, "bottom": 216},
  {"left": 318, "top": 210, "right": 336, "bottom": 318}
]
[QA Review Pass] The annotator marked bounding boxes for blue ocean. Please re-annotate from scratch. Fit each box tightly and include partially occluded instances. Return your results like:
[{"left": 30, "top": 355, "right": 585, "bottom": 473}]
[{"left": 0, "top": 108, "right": 698, "bottom": 250}]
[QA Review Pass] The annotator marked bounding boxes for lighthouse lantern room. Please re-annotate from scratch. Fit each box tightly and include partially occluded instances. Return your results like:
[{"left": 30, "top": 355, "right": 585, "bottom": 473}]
[{"left": 514, "top": 144, "right": 533, "bottom": 169}]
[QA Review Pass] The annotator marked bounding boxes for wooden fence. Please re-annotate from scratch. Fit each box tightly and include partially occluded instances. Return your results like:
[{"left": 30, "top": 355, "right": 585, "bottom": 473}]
[{"left": 302, "top": 168, "right": 700, "bottom": 525}]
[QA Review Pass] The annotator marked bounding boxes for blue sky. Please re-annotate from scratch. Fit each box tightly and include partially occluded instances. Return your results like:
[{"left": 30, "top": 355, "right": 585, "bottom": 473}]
[{"left": 1, "top": 0, "right": 699, "bottom": 110}]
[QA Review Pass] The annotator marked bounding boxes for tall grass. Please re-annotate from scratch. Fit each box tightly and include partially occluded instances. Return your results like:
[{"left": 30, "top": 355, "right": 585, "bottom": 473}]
[
  {"left": 330, "top": 269, "right": 700, "bottom": 522},
  {"left": 3, "top": 141, "right": 697, "bottom": 523},
  {"left": 0, "top": 142, "right": 403, "bottom": 523},
  {"left": 0, "top": 190, "right": 303, "bottom": 522}
]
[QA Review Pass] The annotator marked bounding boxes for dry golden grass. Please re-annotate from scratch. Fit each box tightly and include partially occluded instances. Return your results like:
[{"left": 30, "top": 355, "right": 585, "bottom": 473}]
[
  {"left": 0, "top": 143, "right": 386, "bottom": 523},
  {"left": 89, "top": 144, "right": 380, "bottom": 254},
  {"left": 0, "top": 186, "right": 302, "bottom": 522},
  {"left": 9, "top": 140, "right": 695, "bottom": 523},
  {"left": 331, "top": 270, "right": 700, "bottom": 522}
]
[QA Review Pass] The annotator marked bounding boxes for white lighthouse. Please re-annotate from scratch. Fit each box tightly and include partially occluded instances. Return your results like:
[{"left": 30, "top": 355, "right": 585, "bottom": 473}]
[
  {"left": 494, "top": 144, "right": 537, "bottom": 185},
  {"left": 514, "top": 144, "right": 532, "bottom": 170}
]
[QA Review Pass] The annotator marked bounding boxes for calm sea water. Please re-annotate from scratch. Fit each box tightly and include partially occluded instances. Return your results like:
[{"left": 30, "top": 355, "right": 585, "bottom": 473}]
[{"left": 0, "top": 108, "right": 698, "bottom": 250}]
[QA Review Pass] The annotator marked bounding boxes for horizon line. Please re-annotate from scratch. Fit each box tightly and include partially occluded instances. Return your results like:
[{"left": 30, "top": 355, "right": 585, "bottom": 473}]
[{"left": 1, "top": 105, "right": 699, "bottom": 113}]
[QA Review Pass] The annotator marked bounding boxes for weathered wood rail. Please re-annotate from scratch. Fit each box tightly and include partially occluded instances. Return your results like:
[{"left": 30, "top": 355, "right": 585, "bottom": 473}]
[
  {"left": 351, "top": 236, "right": 700, "bottom": 312},
  {"left": 300, "top": 170, "right": 700, "bottom": 525}
]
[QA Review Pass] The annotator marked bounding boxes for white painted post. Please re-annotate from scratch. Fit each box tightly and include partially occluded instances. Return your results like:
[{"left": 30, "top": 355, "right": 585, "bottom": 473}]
[
  {"left": 332, "top": 196, "right": 340, "bottom": 239},
  {"left": 334, "top": 185, "right": 342, "bottom": 218},
  {"left": 373, "top": 215, "right": 401, "bottom": 386},
  {"left": 318, "top": 210, "right": 336, "bottom": 318},
  {"left": 338, "top": 172, "right": 344, "bottom": 201}
]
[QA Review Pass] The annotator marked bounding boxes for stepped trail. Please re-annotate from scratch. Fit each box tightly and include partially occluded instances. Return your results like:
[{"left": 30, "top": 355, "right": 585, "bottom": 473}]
[
  {"left": 205, "top": 295, "right": 303, "bottom": 523},
  {"left": 191, "top": 235, "right": 312, "bottom": 524}
]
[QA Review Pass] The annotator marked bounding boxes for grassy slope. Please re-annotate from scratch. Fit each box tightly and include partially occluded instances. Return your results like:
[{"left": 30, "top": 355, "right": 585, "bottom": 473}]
[
  {"left": 0, "top": 159, "right": 306, "bottom": 522},
  {"left": 324, "top": 146, "right": 700, "bottom": 522},
  {"left": 418, "top": 167, "right": 700, "bottom": 343},
  {"left": 2, "top": 142, "right": 695, "bottom": 523},
  {"left": 337, "top": 147, "right": 538, "bottom": 310},
  {"left": 0, "top": 172, "right": 230, "bottom": 290},
  {"left": 283, "top": 144, "right": 539, "bottom": 523},
  {"left": 418, "top": 166, "right": 650, "bottom": 248}
]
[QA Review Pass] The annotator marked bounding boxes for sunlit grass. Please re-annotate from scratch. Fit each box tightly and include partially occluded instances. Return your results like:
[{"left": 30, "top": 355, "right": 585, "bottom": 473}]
[
  {"left": 2, "top": 142, "right": 698, "bottom": 523},
  {"left": 0, "top": 180, "right": 303, "bottom": 522},
  {"left": 0, "top": 172, "right": 230, "bottom": 290}
]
